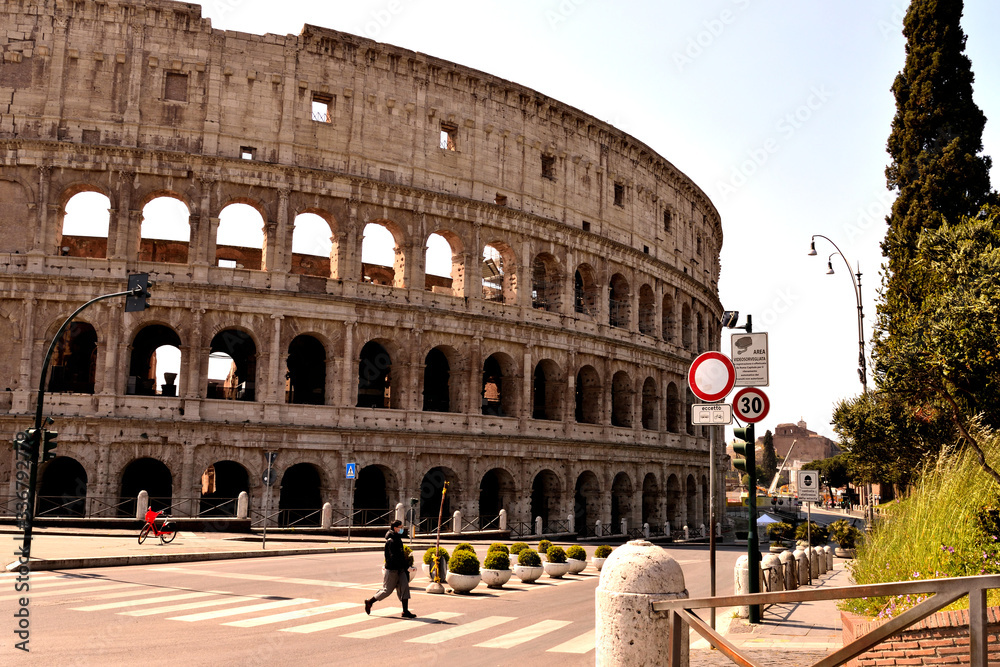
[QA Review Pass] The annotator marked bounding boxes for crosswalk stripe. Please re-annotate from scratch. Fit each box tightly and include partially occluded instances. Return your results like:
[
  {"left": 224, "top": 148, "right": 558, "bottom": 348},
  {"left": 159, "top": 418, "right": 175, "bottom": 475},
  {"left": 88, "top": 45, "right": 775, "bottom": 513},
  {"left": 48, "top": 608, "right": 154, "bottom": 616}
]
[
  {"left": 120, "top": 594, "right": 265, "bottom": 616},
  {"left": 546, "top": 628, "right": 595, "bottom": 654},
  {"left": 341, "top": 611, "right": 463, "bottom": 639},
  {"left": 151, "top": 567, "right": 354, "bottom": 588},
  {"left": 0, "top": 583, "right": 144, "bottom": 601},
  {"left": 281, "top": 607, "right": 402, "bottom": 634},
  {"left": 475, "top": 619, "right": 572, "bottom": 648},
  {"left": 72, "top": 591, "right": 214, "bottom": 611},
  {"left": 406, "top": 616, "right": 516, "bottom": 644},
  {"left": 169, "top": 597, "right": 314, "bottom": 622},
  {"left": 224, "top": 602, "right": 358, "bottom": 628},
  {"left": 27, "top": 577, "right": 117, "bottom": 589}
]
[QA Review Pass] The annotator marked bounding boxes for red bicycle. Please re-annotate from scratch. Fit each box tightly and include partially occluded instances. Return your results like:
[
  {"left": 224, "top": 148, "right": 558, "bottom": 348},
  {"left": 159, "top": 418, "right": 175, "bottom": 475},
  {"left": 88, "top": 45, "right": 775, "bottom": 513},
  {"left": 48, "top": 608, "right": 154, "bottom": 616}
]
[{"left": 138, "top": 509, "right": 177, "bottom": 545}]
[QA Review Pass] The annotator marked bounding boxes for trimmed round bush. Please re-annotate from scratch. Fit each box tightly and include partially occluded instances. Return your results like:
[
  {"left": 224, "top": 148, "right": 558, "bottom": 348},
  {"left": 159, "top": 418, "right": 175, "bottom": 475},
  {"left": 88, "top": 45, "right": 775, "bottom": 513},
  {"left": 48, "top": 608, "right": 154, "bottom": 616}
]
[
  {"left": 483, "top": 551, "right": 510, "bottom": 570},
  {"left": 538, "top": 539, "right": 553, "bottom": 554},
  {"left": 453, "top": 542, "right": 475, "bottom": 553},
  {"left": 594, "top": 545, "right": 613, "bottom": 559},
  {"left": 423, "top": 546, "right": 450, "bottom": 565},
  {"left": 403, "top": 545, "right": 414, "bottom": 568},
  {"left": 546, "top": 545, "right": 567, "bottom": 563},
  {"left": 448, "top": 549, "right": 480, "bottom": 575},
  {"left": 516, "top": 548, "right": 541, "bottom": 567},
  {"left": 565, "top": 545, "right": 586, "bottom": 561},
  {"left": 487, "top": 542, "right": 509, "bottom": 555},
  {"left": 510, "top": 542, "right": 529, "bottom": 555}
]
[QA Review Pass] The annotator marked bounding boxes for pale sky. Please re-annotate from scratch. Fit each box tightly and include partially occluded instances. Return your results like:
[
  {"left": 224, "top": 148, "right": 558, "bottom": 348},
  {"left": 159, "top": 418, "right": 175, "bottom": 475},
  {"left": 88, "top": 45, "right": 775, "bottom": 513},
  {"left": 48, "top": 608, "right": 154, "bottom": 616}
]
[{"left": 149, "top": 1, "right": 1000, "bottom": 440}]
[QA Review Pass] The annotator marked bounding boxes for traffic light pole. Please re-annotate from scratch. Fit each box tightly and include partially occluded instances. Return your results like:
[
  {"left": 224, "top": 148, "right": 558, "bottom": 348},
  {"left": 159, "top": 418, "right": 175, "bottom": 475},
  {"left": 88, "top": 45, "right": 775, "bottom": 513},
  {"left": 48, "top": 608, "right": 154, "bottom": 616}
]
[
  {"left": 18, "top": 282, "right": 147, "bottom": 571},
  {"left": 743, "top": 422, "right": 760, "bottom": 623}
]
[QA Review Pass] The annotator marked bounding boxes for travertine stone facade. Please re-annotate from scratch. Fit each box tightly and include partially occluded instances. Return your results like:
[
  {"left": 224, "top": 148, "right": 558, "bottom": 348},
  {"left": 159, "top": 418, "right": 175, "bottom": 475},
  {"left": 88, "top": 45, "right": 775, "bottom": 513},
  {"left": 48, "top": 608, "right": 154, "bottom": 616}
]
[{"left": 0, "top": 0, "right": 725, "bottom": 535}]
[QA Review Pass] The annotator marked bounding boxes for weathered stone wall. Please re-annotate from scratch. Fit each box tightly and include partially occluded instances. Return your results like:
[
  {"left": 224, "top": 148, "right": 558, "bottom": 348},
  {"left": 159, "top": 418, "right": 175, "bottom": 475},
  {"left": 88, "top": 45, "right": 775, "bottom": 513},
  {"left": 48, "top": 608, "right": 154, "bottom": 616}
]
[{"left": 0, "top": 0, "right": 726, "bottom": 532}]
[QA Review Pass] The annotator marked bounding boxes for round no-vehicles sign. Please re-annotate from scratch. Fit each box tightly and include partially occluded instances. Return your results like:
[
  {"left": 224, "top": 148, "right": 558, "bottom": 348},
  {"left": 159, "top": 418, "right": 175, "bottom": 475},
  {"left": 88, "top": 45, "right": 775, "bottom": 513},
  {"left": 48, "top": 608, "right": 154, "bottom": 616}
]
[
  {"left": 688, "top": 352, "right": 736, "bottom": 402},
  {"left": 732, "top": 387, "right": 769, "bottom": 423}
]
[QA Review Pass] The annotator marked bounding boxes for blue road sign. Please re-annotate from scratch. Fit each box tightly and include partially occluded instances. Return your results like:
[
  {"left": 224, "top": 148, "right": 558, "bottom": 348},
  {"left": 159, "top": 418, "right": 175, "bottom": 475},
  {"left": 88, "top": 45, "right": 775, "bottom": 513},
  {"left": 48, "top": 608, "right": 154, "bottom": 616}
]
[{"left": 346, "top": 463, "right": 357, "bottom": 480}]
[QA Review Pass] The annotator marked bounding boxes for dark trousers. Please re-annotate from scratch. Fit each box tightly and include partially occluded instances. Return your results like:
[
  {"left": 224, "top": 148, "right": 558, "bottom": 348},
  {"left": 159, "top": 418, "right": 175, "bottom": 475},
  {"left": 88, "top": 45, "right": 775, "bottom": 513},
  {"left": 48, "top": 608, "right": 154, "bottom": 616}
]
[{"left": 373, "top": 568, "right": 410, "bottom": 602}]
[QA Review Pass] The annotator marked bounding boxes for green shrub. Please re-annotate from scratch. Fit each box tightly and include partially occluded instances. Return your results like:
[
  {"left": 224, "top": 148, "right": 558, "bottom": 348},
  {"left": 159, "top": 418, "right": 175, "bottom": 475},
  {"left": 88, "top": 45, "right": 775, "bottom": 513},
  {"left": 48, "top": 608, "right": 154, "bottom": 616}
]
[
  {"left": 565, "top": 545, "right": 586, "bottom": 561},
  {"left": 538, "top": 539, "right": 553, "bottom": 554},
  {"left": 483, "top": 551, "right": 510, "bottom": 570},
  {"left": 403, "top": 545, "right": 414, "bottom": 568},
  {"left": 510, "top": 542, "right": 529, "bottom": 555},
  {"left": 766, "top": 522, "right": 793, "bottom": 542},
  {"left": 546, "top": 545, "right": 567, "bottom": 563},
  {"left": 516, "top": 548, "right": 541, "bottom": 567},
  {"left": 453, "top": 542, "right": 475, "bottom": 553},
  {"left": 448, "top": 549, "right": 480, "bottom": 575},
  {"left": 487, "top": 542, "right": 509, "bottom": 555},
  {"left": 594, "top": 545, "right": 613, "bottom": 559},
  {"left": 794, "top": 521, "right": 828, "bottom": 545},
  {"left": 828, "top": 520, "right": 863, "bottom": 549},
  {"left": 422, "top": 546, "right": 449, "bottom": 565}
]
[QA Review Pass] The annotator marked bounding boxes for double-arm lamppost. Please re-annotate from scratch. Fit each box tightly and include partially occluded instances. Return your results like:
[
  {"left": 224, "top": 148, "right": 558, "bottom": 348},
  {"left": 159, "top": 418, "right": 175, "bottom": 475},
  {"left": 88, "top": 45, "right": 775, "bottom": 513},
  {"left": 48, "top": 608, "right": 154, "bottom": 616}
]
[{"left": 808, "top": 235, "right": 867, "bottom": 393}]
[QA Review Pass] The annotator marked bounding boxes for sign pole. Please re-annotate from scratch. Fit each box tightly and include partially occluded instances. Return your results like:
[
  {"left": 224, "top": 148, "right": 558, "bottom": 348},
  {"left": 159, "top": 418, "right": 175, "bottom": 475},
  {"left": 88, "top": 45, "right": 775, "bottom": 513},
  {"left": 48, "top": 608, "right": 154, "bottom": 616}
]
[
  {"left": 709, "top": 424, "right": 717, "bottom": 631},
  {"left": 262, "top": 468, "right": 269, "bottom": 551},
  {"left": 348, "top": 477, "right": 354, "bottom": 545}
]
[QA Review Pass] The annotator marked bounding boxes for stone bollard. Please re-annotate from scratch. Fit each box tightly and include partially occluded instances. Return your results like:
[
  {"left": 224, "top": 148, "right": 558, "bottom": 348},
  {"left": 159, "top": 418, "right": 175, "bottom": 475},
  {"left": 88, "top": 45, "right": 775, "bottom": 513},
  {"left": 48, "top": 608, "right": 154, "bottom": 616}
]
[
  {"left": 824, "top": 545, "right": 833, "bottom": 570},
  {"left": 814, "top": 546, "right": 827, "bottom": 575},
  {"left": 535, "top": 516, "right": 543, "bottom": 535},
  {"left": 321, "top": 502, "right": 332, "bottom": 529},
  {"left": 761, "top": 553, "right": 783, "bottom": 592},
  {"left": 683, "top": 525, "right": 690, "bottom": 540},
  {"left": 568, "top": 513, "right": 575, "bottom": 534},
  {"left": 643, "top": 522, "right": 650, "bottom": 539},
  {"left": 733, "top": 555, "right": 760, "bottom": 618},
  {"left": 395, "top": 502, "right": 405, "bottom": 523},
  {"left": 809, "top": 547, "right": 820, "bottom": 579},
  {"left": 794, "top": 549, "right": 809, "bottom": 586},
  {"left": 499, "top": 509, "right": 507, "bottom": 531},
  {"left": 716, "top": 522, "right": 722, "bottom": 538},
  {"left": 596, "top": 540, "right": 689, "bottom": 666},
  {"left": 595, "top": 519, "right": 602, "bottom": 536},
  {"left": 699, "top": 523, "right": 706, "bottom": 538},
  {"left": 664, "top": 521, "right": 671, "bottom": 538},
  {"left": 779, "top": 550, "right": 797, "bottom": 590},
  {"left": 236, "top": 491, "right": 249, "bottom": 519},
  {"left": 453, "top": 510, "right": 463, "bottom": 535},
  {"left": 621, "top": 519, "right": 628, "bottom": 535},
  {"left": 136, "top": 490, "right": 149, "bottom": 520}
]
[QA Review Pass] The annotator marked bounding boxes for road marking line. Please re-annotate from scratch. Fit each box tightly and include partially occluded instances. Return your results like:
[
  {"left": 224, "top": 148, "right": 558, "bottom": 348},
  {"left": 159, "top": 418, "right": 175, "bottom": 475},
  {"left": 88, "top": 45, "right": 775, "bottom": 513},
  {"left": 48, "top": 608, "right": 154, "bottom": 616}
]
[
  {"left": 169, "top": 597, "right": 314, "bottom": 621},
  {"left": 224, "top": 602, "right": 359, "bottom": 627},
  {"left": 475, "top": 619, "right": 572, "bottom": 648},
  {"left": 546, "top": 628, "right": 595, "bottom": 654},
  {"left": 281, "top": 608, "right": 402, "bottom": 634},
  {"left": 341, "top": 612, "right": 462, "bottom": 639},
  {"left": 151, "top": 567, "right": 353, "bottom": 588},
  {"left": 121, "top": 594, "right": 264, "bottom": 616},
  {"left": 0, "top": 583, "right": 144, "bottom": 601},
  {"left": 73, "top": 591, "right": 214, "bottom": 611},
  {"left": 406, "top": 616, "right": 515, "bottom": 644}
]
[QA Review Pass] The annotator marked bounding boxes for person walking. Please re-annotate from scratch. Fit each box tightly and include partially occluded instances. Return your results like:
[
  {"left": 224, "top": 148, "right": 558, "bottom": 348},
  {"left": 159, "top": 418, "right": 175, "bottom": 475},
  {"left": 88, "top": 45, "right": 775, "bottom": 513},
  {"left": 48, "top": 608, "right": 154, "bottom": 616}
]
[{"left": 364, "top": 519, "right": 416, "bottom": 618}]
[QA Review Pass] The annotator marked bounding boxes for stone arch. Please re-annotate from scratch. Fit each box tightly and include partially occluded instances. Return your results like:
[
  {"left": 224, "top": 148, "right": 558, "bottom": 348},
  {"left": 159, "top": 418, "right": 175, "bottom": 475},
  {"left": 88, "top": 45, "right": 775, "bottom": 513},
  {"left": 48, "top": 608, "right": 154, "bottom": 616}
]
[
  {"left": 662, "top": 292, "right": 675, "bottom": 342},
  {"left": 38, "top": 457, "right": 88, "bottom": 517},
  {"left": 419, "top": 466, "right": 460, "bottom": 528},
  {"left": 686, "top": 388, "right": 696, "bottom": 436},
  {"left": 530, "top": 468, "right": 562, "bottom": 533},
  {"left": 361, "top": 219, "right": 406, "bottom": 287},
  {"left": 701, "top": 473, "right": 710, "bottom": 528},
  {"left": 666, "top": 381, "right": 680, "bottom": 433},
  {"left": 611, "top": 472, "right": 633, "bottom": 534},
  {"left": 48, "top": 320, "right": 98, "bottom": 394},
  {"left": 199, "top": 460, "right": 249, "bottom": 516},
  {"left": 278, "top": 462, "right": 323, "bottom": 527},
  {"left": 357, "top": 339, "right": 395, "bottom": 408},
  {"left": 139, "top": 194, "right": 190, "bottom": 264},
  {"left": 291, "top": 211, "right": 334, "bottom": 277},
  {"left": 120, "top": 457, "right": 173, "bottom": 516},
  {"left": 681, "top": 302, "right": 693, "bottom": 349},
  {"left": 60, "top": 190, "right": 110, "bottom": 259},
  {"left": 286, "top": 334, "right": 326, "bottom": 405},
  {"left": 207, "top": 328, "right": 258, "bottom": 401},
  {"left": 479, "top": 467, "right": 516, "bottom": 530},
  {"left": 482, "top": 351, "right": 517, "bottom": 417},
  {"left": 354, "top": 464, "right": 400, "bottom": 525},
  {"left": 641, "top": 472, "right": 660, "bottom": 529},
  {"left": 609, "top": 273, "right": 630, "bottom": 328},
  {"left": 531, "top": 252, "right": 562, "bottom": 312},
  {"left": 127, "top": 323, "right": 183, "bottom": 396},
  {"left": 574, "top": 470, "right": 601, "bottom": 537},
  {"left": 216, "top": 202, "right": 265, "bottom": 270},
  {"left": 422, "top": 345, "right": 459, "bottom": 413},
  {"left": 425, "top": 229, "right": 465, "bottom": 296},
  {"left": 666, "top": 473, "right": 682, "bottom": 527},
  {"left": 686, "top": 473, "right": 698, "bottom": 528},
  {"left": 611, "top": 370, "right": 632, "bottom": 427},
  {"left": 574, "top": 263, "right": 598, "bottom": 316},
  {"left": 641, "top": 376, "right": 658, "bottom": 430},
  {"left": 482, "top": 240, "right": 517, "bottom": 304},
  {"left": 696, "top": 311, "right": 705, "bottom": 352},
  {"left": 531, "top": 358, "right": 564, "bottom": 421},
  {"left": 638, "top": 283, "right": 656, "bottom": 335},
  {"left": 575, "top": 364, "right": 602, "bottom": 424}
]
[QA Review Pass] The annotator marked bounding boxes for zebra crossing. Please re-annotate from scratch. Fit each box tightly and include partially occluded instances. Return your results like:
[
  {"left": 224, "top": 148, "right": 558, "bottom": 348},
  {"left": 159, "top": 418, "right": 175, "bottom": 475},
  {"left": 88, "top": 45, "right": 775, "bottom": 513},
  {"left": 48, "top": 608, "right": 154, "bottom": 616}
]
[{"left": 5, "top": 571, "right": 594, "bottom": 654}]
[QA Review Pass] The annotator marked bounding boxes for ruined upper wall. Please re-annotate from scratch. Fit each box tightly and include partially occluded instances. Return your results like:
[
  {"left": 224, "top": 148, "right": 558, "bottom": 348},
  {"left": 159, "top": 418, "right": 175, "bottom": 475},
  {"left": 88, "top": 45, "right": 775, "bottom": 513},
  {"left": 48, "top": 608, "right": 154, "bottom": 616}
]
[{"left": 0, "top": 0, "right": 721, "bottom": 282}]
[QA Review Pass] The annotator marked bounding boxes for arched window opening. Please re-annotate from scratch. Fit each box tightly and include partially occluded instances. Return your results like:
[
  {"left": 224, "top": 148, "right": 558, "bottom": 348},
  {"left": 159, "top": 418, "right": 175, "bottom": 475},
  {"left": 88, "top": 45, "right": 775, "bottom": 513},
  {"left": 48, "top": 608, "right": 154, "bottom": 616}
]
[
  {"left": 479, "top": 468, "right": 515, "bottom": 530},
  {"left": 278, "top": 463, "right": 322, "bottom": 527},
  {"left": 482, "top": 244, "right": 506, "bottom": 303},
  {"left": 38, "top": 457, "right": 87, "bottom": 517},
  {"left": 574, "top": 265, "right": 598, "bottom": 316},
  {"left": 666, "top": 475, "right": 682, "bottom": 528},
  {"left": 666, "top": 382, "right": 680, "bottom": 433},
  {"left": 140, "top": 196, "right": 190, "bottom": 264},
  {"left": 681, "top": 303, "right": 693, "bottom": 349},
  {"left": 662, "top": 294, "right": 676, "bottom": 342},
  {"left": 48, "top": 322, "right": 97, "bottom": 394},
  {"left": 531, "top": 253, "right": 561, "bottom": 312},
  {"left": 291, "top": 213, "right": 333, "bottom": 278},
  {"left": 207, "top": 329, "right": 256, "bottom": 401},
  {"left": 686, "top": 389, "right": 695, "bottom": 435},
  {"left": 611, "top": 472, "right": 633, "bottom": 534},
  {"left": 423, "top": 347, "right": 451, "bottom": 412},
  {"left": 216, "top": 203, "right": 264, "bottom": 270},
  {"left": 531, "top": 469, "right": 561, "bottom": 534},
  {"left": 120, "top": 458, "right": 172, "bottom": 517},
  {"left": 574, "top": 472, "right": 600, "bottom": 537},
  {"left": 531, "top": 359, "right": 563, "bottom": 421},
  {"left": 575, "top": 365, "right": 601, "bottom": 424},
  {"left": 61, "top": 191, "right": 110, "bottom": 259},
  {"left": 481, "top": 353, "right": 515, "bottom": 417},
  {"left": 696, "top": 312, "right": 705, "bottom": 353},
  {"left": 354, "top": 465, "right": 399, "bottom": 526},
  {"left": 609, "top": 273, "right": 630, "bottom": 328},
  {"left": 611, "top": 371, "right": 632, "bottom": 427},
  {"left": 357, "top": 341, "right": 393, "bottom": 408},
  {"left": 641, "top": 377, "right": 658, "bottom": 430},
  {"left": 199, "top": 461, "right": 249, "bottom": 516},
  {"left": 425, "top": 233, "right": 460, "bottom": 294},
  {"left": 361, "top": 222, "right": 401, "bottom": 286},
  {"left": 642, "top": 473, "right": 660, "bottom": 530},
  {"left": 686, "top": 475, "right": 698, "bottom": 527},
  {"left": 638, "top": 284, "right": 656, "bottom": 336},
  {"left": 286, "top": 335, "right": 326, "bottom": 405},
  {"left": 127, "top": 324, "right": 182, "bottom": 396},
  {"left": 419, "top": 467, "right": 459, "bottom": 530}
]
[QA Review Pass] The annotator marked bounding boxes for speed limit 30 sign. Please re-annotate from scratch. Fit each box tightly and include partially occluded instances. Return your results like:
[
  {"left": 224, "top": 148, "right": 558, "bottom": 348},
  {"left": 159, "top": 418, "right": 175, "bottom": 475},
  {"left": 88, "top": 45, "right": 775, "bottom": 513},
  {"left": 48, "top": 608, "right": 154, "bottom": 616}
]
[{"left": 732, "top": 387, "right": 769, "bottom": 423}]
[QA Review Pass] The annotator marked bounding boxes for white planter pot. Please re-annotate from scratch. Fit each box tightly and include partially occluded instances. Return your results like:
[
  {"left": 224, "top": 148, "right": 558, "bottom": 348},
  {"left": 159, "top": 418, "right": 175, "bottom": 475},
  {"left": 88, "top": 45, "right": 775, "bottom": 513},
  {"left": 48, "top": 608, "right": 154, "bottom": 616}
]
[
  {"left": 543, "top": 561, "right": 571, "bottom": 579},
  {"left": 445, "top": 571, "right": 481, "bottom": 594},
  {"left": 513, "top": 564, "right": 543, "bottom": 583},
  {"left": 422, "top": 558, "right": 447, "bottom": 582},
  {"left": 592, "top": 557, "right": 607, "bottom": 572},
  {"left": 481, "top": 568, "right": 512, "bottom": 589},
  {"left": 834, "top": 547, "right": 856, "bottom": 559},
  {"left": 567, "top": 558, "right": 587, "bottom": 574}
]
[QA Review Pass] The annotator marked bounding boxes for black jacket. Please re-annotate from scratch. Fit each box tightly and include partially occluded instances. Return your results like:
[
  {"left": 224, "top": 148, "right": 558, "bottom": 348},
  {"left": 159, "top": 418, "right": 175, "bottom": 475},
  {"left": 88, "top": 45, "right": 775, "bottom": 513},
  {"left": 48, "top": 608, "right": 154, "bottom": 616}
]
[{"left": 384, "top": 529, "right": 407, "bottom": 571}]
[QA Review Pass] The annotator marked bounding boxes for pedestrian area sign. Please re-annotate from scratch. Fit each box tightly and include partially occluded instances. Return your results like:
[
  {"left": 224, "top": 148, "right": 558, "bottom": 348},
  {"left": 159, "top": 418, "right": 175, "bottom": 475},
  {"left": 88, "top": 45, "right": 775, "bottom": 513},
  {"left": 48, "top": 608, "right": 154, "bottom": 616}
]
[{"left": 346, "top": 463, "right": 357, "bottom": 480}]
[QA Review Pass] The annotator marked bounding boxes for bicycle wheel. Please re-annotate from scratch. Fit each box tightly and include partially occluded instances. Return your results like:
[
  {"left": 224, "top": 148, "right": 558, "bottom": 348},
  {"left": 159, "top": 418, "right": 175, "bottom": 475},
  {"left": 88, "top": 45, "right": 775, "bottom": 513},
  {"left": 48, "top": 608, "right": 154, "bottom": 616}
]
[
  {"left": 138, "top": 525, "right": 150, "bottom": 544},
  {"left": 159, "top": 525, "right": 177, "bottom": 544}
]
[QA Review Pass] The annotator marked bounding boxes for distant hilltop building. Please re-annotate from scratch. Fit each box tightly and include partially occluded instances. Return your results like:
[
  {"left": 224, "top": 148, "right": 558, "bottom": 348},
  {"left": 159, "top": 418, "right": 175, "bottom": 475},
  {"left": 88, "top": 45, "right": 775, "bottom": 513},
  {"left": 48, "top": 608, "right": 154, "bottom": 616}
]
[{"left": 763, "top": 420, "right": 841, "bottom": 464}]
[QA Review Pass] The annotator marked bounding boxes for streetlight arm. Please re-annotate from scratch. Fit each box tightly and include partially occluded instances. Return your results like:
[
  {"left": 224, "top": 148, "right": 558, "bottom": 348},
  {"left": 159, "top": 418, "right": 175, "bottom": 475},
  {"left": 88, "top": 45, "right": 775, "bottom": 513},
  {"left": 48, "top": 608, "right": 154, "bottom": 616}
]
[{"left": 810, "top": 234, "right": 867, "bottom": 393}]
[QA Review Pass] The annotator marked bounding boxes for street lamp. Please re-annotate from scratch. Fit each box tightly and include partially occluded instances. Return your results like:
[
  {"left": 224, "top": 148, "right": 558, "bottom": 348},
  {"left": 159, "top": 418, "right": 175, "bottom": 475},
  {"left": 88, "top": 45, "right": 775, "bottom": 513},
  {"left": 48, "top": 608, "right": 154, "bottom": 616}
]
[{"left": 808, "top": 235, "right": 867, "bottom": 393}]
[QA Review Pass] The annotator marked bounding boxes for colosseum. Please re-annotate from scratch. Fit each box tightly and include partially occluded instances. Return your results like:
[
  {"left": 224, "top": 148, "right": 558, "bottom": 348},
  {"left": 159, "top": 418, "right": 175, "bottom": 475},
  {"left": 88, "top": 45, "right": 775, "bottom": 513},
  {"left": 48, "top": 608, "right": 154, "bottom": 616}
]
[{"left": 0, "top": 0, "right": 724, "bottom": 539}]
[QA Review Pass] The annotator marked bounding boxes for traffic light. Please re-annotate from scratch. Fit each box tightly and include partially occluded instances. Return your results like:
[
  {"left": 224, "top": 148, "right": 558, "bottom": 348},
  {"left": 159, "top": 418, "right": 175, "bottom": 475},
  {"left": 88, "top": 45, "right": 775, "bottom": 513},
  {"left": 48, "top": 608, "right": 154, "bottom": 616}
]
[
  {"left": 732, "top": 425, "right": 756, "bottom": 476},
  {"left": 125, "top": 273, "right": 152, "bottom": 312},
  {"left": 41, "top": 429, "right": 58, "bottom": 461},
  {"left": 22, "top": 428, "right": 39, "bottom": 456}
]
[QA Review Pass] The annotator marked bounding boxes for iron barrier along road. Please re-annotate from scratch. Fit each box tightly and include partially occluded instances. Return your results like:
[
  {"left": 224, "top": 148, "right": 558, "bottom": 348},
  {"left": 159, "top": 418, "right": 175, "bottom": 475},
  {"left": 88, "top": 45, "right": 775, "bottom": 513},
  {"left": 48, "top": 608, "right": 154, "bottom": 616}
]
[{"left": 651, "top": 573, "right": 1000, "bottom": 667}]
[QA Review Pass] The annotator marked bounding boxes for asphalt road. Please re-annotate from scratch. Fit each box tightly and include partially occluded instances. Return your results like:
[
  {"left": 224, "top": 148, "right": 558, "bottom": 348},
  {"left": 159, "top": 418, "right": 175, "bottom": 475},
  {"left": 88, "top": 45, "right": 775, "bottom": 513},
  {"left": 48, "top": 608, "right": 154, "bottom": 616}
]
[{"left": 5, "top": 543, "right": 749, "bottom": 666}]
